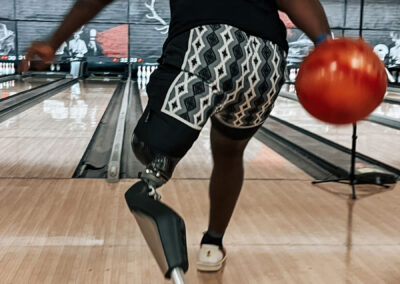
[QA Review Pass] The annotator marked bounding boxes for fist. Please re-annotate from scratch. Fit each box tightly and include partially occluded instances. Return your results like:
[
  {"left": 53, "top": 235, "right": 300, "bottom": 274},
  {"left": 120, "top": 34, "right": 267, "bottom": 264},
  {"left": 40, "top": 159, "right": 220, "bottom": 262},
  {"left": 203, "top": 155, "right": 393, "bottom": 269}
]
[{"left": 19, "top": 41, "right": 56, "bottom": 73}]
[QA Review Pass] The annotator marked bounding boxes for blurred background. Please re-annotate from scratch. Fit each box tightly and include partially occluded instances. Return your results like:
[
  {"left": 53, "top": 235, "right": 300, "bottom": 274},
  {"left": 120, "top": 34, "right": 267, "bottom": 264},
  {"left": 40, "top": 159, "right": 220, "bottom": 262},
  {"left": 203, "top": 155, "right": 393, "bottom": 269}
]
[{"left": 0, "top": 0, "right": 398, "bottom": 82}]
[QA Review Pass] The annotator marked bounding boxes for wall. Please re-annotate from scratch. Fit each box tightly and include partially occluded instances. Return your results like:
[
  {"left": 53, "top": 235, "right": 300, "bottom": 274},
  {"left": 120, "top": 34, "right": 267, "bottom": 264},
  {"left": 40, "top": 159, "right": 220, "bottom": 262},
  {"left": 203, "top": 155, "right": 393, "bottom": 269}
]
[{"left": 0, "top": 0, "right": 399, "bottom": 67}]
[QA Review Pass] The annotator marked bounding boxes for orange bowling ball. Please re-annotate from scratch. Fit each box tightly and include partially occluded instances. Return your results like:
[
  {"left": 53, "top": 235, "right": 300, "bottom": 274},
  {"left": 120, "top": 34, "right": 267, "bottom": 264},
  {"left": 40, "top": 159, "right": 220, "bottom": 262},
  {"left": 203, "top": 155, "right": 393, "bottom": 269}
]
[{"left": 295, "top": 37, "right": 387, "bottom": 124}]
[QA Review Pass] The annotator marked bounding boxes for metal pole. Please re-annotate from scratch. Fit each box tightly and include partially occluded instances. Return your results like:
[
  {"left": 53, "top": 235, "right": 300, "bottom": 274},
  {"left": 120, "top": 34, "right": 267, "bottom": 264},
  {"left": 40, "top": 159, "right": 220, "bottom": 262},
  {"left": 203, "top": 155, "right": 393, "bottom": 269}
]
[
  {"left": 359, "top": 0, "right": 364, "bottom": 38},
  {"left": 347, "top": 0, "right": 365, "bottom": 200},
  {"left": 171, "top": 268, "right": 185, "bottom": 284},
  {"left": 350, "top": 123, "right": 357, "bottom": 200}
]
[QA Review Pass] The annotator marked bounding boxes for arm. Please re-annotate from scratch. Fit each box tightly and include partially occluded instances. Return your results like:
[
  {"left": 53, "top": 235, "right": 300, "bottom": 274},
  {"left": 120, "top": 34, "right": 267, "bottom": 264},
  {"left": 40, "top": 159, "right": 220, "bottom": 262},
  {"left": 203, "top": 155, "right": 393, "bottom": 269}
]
[
  {"left": 20, "top": 0, "right": 114, "bottom": 71},
  {"left": 48, "top": 0, "right": 114, "bottom": 51},
  {"left": 276, "top": 0, "right": 331, "bottom": 44}
]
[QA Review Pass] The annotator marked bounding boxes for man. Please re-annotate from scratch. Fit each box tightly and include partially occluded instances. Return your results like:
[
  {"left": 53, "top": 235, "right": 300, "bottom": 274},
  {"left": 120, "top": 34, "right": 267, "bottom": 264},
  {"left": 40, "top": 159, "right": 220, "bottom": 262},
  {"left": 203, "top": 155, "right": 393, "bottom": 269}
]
[
  {"left": 21, "top": 0, "right": 331, "bottom": 272},
  {"left": 69, "top": 30, "right": 88, "bottom": 58},
  {"left": 389, "top": 32, "right": 400, "bottom": 66},
  {"left": 68, "top": 29, "right": 88, "bottom": 78},
  {"left": 0, "top": 23, "right": 15, "bottom": 56}
]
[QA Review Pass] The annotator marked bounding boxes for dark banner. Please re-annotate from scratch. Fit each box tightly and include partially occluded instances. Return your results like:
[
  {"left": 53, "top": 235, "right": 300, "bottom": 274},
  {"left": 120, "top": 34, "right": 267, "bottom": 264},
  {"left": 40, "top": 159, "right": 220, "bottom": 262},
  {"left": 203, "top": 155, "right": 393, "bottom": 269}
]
[
  {"left": 281, "top": 0, "right": 400, "bottom": 78},
  {"left": 64, "top": 24, "right": 129, "bottom": 62},
  {"left": 53, "top": 24, "right": 129, "bottom": 63},
  {"left": 129, "top": 0, "right": 170, "bottom": 62},
  {"left": 17, "top": 21, "right": 58, "bottom": 58},
  {"left": 0, "top": 0, "right": 14, "bottom": 20},
  {"left": 16, "top": 0, "right": 128, "bottom": 23},
  {"left": 6, "top": 0, "right": 400, "bottom": 80},
  {"left": 320, "top": 0, "right": 346, "bottom": 28},
  {"left": 18, "top": 22, "right": 128, "bottom": 62},
  {"left": 363, "top": 0, "right": 400, "bottom": 30},
  {"left": 0, "top": 21, "right": 17, "bottom": 59},
  {"left": 130, "top": 23, "right": 168, "bottom": 63},
  {"left": 129, "top": 0, "right": 170, "bottom": 25}
]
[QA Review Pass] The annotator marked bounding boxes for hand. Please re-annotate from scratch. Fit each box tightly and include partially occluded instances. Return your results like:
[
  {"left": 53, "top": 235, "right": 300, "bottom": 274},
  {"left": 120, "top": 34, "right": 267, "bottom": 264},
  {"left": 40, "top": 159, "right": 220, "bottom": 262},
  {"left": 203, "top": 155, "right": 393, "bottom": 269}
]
[{"left": 19, "top": 41, "right": 56, "bottom": 73}]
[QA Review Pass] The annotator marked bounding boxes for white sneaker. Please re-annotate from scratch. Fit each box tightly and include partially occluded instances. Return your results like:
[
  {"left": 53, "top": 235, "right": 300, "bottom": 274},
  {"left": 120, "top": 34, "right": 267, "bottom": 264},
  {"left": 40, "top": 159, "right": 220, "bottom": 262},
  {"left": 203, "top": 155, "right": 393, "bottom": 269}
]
[{"left": 197, "top": 244, "right": 227, "bottom": 272}]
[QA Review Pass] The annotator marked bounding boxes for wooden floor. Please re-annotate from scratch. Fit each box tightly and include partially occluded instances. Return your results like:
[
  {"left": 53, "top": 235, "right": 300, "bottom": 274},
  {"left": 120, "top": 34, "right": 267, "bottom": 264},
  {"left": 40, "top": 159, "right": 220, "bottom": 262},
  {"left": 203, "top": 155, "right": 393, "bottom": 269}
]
[
  {"left": 386, "top": 91, "right": 400, "bottom": 102},
  {"left": 0, "top": 179, "right": 399, "bottom": 284},
  {"left": 0, "top": 86, "right": 399, "bottom": 283},
  {"left": 1, "top": 122, "right": 400, "bottom": 283},
  {"left": 0, "top": 80, "right": 116, "bottom": 178},
  {"left": 272, "top": 96, "right": 400, "bottom": 169}
]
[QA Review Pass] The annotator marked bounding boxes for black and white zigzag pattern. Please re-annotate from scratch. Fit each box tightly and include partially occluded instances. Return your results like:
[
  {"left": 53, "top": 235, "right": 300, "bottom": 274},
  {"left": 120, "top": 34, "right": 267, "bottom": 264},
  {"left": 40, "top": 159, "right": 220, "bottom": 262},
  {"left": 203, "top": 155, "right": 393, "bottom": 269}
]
[{"left": 162, "top": 24, "right": 286, "bottom": 130}]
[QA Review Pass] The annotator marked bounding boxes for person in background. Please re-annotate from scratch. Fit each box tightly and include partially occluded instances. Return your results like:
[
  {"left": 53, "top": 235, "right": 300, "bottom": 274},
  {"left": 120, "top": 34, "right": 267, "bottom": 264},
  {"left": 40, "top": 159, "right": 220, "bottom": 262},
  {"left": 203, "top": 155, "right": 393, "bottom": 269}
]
[{"left": 68, "top": 29, "right": 88, "bottom": 78}]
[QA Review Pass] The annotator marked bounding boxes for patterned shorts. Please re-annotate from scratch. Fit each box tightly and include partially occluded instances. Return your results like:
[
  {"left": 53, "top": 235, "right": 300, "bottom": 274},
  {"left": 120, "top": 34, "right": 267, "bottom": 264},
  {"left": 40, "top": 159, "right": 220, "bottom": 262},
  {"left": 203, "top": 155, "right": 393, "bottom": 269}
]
[{"left": 134, "top": 24, "right": 287, "bottom": 158}]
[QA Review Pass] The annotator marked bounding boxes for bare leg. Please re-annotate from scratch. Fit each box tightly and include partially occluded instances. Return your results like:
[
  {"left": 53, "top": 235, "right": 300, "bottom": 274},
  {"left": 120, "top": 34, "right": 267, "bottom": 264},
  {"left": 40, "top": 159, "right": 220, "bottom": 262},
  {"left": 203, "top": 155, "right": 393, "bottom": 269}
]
[{"left": 207, "top": 125, "right": 251, "bottom": 236}]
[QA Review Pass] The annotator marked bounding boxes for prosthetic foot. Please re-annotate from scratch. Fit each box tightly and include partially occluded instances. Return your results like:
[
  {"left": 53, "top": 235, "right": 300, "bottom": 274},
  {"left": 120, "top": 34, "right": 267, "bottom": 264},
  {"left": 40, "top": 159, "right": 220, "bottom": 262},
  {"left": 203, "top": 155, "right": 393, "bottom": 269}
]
[
  {"left": 125, "top": 181, "right": 188, "bottom": 283},
  {"left": 125, "top": 136, "right": 188, "bottom": 283}
]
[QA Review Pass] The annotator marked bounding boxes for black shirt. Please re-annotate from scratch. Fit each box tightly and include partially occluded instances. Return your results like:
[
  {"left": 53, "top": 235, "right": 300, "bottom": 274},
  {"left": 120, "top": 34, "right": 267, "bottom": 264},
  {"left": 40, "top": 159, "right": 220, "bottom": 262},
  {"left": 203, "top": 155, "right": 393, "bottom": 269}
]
[{"left": 167, "top": 0, "right": 288, "bottom": 52}]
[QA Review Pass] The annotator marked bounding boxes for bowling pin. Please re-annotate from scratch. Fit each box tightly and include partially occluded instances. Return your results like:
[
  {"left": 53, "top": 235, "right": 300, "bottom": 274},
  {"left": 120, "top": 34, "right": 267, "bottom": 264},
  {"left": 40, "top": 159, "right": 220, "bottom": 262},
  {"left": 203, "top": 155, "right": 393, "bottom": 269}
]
[
  {"left": 142, "top": 66, "right": 147, "bottom": 81},
  {"left": 392, "top": 71, "right": 397, "bottom": 83},
  {"left": 138, "top": 66, "right": 142, "bottom": 79},
  {"left": 289, "top": 68, "right": 296, "bottom": 82},
  {"left": 146, "top": 66, "right": 151, "bottom": 83},
  {"left": 138, "top": 76, "right": 142, "bottom": 89},
  {"left": 50, "top": 64, "right": 55, "bottom": 71},
  {"left": 56, "top": 64, "right": 60, "bottom": 71}
]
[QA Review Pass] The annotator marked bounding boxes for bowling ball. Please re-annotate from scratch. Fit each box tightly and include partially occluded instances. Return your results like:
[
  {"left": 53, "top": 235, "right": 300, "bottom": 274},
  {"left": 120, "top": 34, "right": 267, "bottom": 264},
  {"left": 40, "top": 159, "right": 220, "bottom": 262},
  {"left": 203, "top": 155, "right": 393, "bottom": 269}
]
[{"left": 295, "top": 37, "right": 387, "bottom": 124}]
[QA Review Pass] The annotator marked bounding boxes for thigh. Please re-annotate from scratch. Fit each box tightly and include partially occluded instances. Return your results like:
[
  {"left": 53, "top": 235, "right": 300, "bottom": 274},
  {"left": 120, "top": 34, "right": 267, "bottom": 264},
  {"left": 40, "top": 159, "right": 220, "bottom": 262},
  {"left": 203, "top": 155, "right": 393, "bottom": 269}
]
[
  {"left": 210, "top": 123, "right": 252, "bottom": 159},
  {"left": 213, "top": 36, "right": 287, "bottom": 131},
  {"left": 134, "top": 63, "right": 210, "bottom": 158},
  {"left": 134, "top": 27, "right": 230, "bottom": 159}
]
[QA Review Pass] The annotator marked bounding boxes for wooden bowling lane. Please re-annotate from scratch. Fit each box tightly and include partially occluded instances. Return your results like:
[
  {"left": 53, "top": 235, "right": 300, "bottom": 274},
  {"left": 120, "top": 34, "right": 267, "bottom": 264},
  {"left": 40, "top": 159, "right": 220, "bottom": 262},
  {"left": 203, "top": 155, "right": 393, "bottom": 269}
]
[
  {"left": 373, "top": 101, "right": 400, "bottom": 119},
  {"left": 0, "top": 80, "right": 117, "bottom": 178},
  {"left": 138, "top": 93, "right": 310, "bottom": 181},
  {"left": 0, "top": 177, "right": 399, "bottom": 283},
  {"left": 385, "top": 89, "right": 400, "bottom": 102},
  {"left": 0, "top": 77, "right": 57, "bottom": 99},
  {"left": 173, "top": 121, "right": 311, "bottom": 181},
  {"left": 272, "top": 96, "right": 400, "bottom": 170}
]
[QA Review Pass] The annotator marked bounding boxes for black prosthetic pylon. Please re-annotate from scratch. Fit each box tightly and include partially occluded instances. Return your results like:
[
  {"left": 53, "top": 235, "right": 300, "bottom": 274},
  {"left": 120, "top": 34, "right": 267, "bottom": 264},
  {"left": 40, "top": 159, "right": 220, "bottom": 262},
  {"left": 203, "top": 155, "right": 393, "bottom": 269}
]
[{"left": 125, "top": 181, "right": 188, "bottom": 280}]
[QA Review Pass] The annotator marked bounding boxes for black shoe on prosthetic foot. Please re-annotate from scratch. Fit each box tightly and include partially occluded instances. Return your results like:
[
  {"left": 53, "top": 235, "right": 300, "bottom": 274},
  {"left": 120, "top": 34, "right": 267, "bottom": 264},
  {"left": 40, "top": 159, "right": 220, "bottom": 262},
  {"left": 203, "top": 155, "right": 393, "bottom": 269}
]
[{"left": 125, "top": 180, "right": 188, "bottom": 280}]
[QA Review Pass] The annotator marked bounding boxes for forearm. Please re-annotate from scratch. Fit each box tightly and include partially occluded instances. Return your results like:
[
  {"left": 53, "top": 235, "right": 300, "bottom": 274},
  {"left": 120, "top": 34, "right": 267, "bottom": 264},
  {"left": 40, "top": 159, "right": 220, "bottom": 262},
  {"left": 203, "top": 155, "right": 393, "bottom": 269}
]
[
  {"left": 276, "top": 0, "right": 331, "bottom": 44},
  {"left": 49, "top": 0, "right": 114, "bottom": 50}
]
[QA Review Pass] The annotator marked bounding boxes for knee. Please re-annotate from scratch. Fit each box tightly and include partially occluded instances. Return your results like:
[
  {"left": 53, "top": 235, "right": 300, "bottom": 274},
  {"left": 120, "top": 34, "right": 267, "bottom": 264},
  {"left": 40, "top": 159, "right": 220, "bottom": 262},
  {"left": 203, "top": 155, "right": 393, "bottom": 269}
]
[{"left": 131, "top": 133, "right": 181, "bottom": 189}]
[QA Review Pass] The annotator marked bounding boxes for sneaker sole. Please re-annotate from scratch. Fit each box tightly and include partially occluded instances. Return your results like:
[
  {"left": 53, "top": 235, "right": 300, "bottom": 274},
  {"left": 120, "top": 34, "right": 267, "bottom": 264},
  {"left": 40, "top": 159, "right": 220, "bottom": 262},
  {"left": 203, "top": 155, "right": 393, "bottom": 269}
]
[{"left": 197, "top": 257, "right": 226, "bottom": 272}]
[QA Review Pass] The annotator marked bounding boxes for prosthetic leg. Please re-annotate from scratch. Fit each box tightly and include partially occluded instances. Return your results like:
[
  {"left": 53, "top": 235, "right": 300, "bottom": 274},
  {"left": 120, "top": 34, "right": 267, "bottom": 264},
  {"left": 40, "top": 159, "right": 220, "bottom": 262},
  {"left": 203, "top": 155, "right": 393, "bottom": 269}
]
[{"left": 124, "top": 135, "right": 188, "bottom": 283}]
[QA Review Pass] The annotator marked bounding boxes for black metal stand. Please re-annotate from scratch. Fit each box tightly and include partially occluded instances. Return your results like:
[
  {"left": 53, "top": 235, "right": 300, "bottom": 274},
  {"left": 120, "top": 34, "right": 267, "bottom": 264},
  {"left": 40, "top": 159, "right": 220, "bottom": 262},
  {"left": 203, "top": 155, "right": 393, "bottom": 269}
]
[
  {"left": 312, "top": 124, "right": 358, "bottom": 200},
  {"left": 312, "top": 0, "right": 387, "bottom": 200}
]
